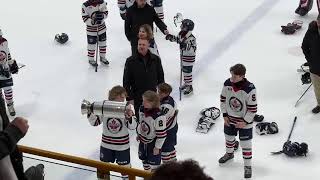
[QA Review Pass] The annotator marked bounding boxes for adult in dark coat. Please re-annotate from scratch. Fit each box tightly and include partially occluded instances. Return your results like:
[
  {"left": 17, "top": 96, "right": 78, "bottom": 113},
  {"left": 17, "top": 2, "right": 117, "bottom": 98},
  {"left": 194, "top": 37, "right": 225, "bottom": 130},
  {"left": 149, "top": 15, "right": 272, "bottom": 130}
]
[
  {"left": 125, "top": 0, "right": 168, "bottom": 55},
  {"left": 302, "top": 19, "right": 320, "bottom": 113},
  {"left": 123, "top": 38, "right": 164, "bottom": 119}
]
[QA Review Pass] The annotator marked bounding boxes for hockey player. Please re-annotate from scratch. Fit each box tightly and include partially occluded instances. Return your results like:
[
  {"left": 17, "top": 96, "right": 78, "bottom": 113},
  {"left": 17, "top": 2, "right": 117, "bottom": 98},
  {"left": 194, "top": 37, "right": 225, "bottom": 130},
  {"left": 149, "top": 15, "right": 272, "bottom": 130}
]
[
  {"left": 157, "top": 83, "right": 178, "bottom": 163},
  {"left": 150, "top": 0, "right": 164, "bottom": 21},
  {"left": 138, "top": 24, "right": 159, "bottom": 56},
  {"left": 81, "top": 0, "right": 109, "bottom": 67},
  {"left": 166, "top": 19, "right": 197, "bottom": 95},
  {"left": 0, "top": 29, "right": 19, "bottom": 116},
  {"left": 87, "top": 85, "right": 136, "bottom": 180},
  {"left": 219, "top": 64, "right": 256, "bottom": 179},
  {"left": 118, "top": 0, "right": 164, "bottom": 21},
  {"left": 137, "top": 90, "right": 166, "bottom": 171},
  {"left": 295, "top": 0, "right": 319, "bottom": 18}
]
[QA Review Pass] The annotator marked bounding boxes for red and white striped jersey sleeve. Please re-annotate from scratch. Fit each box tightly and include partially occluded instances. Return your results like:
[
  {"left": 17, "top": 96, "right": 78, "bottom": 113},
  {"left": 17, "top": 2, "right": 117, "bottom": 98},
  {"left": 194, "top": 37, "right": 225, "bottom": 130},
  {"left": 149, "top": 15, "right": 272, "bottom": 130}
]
[
  {"left": 244, "top": 88, "right": 257, "bottom": 124},
  {"left": 82, "top": 4, "right": 93, "bottom": 26},
  {"left": 154, "top": 115, "right": 167, "bottom": 149}
]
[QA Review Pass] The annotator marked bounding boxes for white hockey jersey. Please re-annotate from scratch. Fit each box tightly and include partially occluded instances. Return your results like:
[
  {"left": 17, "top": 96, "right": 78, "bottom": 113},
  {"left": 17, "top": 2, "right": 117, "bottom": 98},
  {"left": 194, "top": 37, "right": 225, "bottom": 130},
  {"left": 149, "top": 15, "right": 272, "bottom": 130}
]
[
  {"left": 160, "top": 96, "right": 177, "bottom": 131},
  {"left": 137, "top": 107, "right": 167, "bottom": 149},
  {"left": 220, "top": 78, "right": 257, "bottom": 129},
  {"left": 0, "top": 38, "right": 13, "bottom": 80},
  {"left": 88, "top": 113, "right": 137, "bottom": 151},
  {"left": 82, "top": 0, "right": 108, "bottom": 36},
  {"left": 171, "top": 31, "right": 196, "bottom": 67}
]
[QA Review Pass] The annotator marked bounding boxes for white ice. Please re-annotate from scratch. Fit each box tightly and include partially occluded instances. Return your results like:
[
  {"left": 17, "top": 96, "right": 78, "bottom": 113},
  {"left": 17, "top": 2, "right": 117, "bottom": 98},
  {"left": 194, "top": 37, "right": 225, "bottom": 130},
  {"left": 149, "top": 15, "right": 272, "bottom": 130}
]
[{"left": 1, "top": 0, "right": 319, "bottom": 179}]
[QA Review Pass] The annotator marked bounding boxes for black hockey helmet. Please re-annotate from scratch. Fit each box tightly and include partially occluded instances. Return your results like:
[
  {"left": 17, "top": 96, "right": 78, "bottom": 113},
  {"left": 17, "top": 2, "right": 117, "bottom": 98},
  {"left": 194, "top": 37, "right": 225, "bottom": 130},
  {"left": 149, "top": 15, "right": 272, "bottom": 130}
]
[
  {"left": 55, "top": 33, "right": 69, "bottom": 44},
  {"left": 181, "top": 19, "right": 194, "bottom": 31}
]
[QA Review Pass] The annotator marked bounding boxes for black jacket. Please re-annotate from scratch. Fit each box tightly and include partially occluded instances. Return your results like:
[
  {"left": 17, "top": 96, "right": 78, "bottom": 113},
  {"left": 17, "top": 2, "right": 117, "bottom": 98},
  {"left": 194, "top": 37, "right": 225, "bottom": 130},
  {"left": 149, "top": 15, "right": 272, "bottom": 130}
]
[
  {"left": 302, "top": 21, "right": 320, "bottom": 76},
  {"left": 123, "top": 51, "right": 165, "bottom": 102},
  {"left": 0, "top": 97, "right": 26, "bottom": 180},
  {"left": 125, "top": 2, "right": 167, "bottom": 42}
]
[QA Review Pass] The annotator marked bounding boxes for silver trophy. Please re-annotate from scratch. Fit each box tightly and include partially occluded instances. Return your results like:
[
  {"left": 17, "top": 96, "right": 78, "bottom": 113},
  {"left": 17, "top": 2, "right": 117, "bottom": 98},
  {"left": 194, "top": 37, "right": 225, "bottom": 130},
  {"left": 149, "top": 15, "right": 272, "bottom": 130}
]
[{"left": 81, "top": 99, "right": 127, "bottom": 117}]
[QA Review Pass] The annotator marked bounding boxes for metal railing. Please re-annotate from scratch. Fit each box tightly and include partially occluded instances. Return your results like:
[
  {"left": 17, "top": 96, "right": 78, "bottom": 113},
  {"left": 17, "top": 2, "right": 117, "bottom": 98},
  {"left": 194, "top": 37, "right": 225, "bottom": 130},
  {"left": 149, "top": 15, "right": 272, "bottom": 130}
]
[{"left": 18, "top": 145, "right": 152, "bottom": 180}]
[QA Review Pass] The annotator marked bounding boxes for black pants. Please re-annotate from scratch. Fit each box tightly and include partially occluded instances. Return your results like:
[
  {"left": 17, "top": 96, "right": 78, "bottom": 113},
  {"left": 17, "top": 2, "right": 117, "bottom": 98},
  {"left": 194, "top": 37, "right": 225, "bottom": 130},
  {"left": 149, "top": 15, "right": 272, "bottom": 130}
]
[{"left": 130, "top": 39, "right": 138, "bottom": 56}]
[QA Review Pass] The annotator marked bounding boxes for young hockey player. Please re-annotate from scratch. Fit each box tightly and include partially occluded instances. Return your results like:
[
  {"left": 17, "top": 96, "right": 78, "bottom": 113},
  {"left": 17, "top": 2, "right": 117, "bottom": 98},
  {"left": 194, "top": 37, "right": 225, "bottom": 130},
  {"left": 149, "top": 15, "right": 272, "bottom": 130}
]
[
  {"left": 157, "top": 83, "right": 178, "bottom": 163},
  {"left": 137, "top": 90, "right": 166, "bottom": 171},
  {"left": 166, "top": 19, "right": 197, "bottom": 95},
  {"left": 138, "top": 24, "right": 159, "bottom": 56},
  {"left": 81, "top": 0, "right": 109, "bottom": 67},
  {"left": 87, "top": 85, "right": 136, "bottom": 180},
  {"left": 0, "top": 29, "right": 19, "bottom": 116},
  {"left": 219, "top": 64, "right": 257, "bottom": 179}
]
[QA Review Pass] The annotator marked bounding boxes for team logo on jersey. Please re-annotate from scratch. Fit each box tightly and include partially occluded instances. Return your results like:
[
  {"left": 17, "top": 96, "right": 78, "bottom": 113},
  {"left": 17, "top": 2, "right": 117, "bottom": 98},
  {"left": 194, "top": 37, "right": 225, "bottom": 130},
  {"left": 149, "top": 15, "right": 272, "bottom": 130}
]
[
  {"left": 140, "top": 121, "right": 150, "bottom": 135},
  {"left": 106, "top": 118, "right": 122, "bottom": 134},
  {"left": 0, "top": 51, "right": 6, "bottom": 62},
  {"left": 229, "top": 97, "right": 243, "bottom": 112}
]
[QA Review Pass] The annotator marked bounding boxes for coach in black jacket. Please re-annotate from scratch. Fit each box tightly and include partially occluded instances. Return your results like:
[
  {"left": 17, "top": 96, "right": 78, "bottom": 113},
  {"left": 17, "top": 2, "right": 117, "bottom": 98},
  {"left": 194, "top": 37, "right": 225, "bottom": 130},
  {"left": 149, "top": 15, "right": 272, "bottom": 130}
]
[
  {"left": 125, "top": 0, "right": 168, "bottom": 55},
  {"left": 302, "top": 19, "right": 320, "bottom": 113},
  {"left": 123, "top": 38, "right": 164, "bottom": 118}
]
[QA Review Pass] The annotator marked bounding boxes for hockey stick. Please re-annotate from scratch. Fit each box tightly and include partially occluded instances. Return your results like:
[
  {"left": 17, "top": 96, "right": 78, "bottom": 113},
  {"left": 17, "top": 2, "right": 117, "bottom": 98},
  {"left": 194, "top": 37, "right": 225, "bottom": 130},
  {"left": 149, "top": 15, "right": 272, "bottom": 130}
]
[
  {"left": 294, "top": 83, "right": 312, "bottom": 107},
  {"left": 179, "top": 49, "right": 182, "bottom": 101},
  {"left": 271, "top": 116, "right": 297, "bottom": 155},
  {"left": 95, "top": 30, "right": 99, "bottom": 72},
  {"left": 18, "top": 63, "right": 26, "bottom": 69}
]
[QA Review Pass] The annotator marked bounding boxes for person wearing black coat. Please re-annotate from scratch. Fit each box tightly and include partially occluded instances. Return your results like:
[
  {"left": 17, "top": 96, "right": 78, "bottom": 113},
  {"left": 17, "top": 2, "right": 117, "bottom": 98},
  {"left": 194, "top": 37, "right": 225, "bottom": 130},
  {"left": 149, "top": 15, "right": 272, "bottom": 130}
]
[
  {"left": 125, "top": 0, "right": 168, "bottom": 55},
  {"left": 302, "top": 19, "right": 320, "bottom": 113},
  {"left": 123, "top": 38, "right": 165, "bottom": 119}
]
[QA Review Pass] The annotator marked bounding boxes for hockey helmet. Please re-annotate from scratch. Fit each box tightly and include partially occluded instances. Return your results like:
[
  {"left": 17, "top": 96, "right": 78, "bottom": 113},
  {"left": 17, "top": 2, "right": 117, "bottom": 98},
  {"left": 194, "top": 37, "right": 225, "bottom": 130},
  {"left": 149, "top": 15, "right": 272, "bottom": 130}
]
[
  {"left": 181, "top": 19, "right": 194, "bottom": 31},
  {"left": 55, "top": 33, "right": 69, "bottom": 44},
  {"left": 200, "top": 107, "right": 220, "bottom": 120}
]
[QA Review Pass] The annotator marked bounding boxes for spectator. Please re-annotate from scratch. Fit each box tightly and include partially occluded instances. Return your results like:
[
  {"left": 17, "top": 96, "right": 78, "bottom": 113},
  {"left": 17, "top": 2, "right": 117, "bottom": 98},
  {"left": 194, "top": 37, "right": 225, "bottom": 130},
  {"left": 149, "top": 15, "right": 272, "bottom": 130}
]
[
  {"left": 123, "top": 38, "right": 164, "bottom": 120},
  {"left": 301, "top": 18, "right": 320, "bottom": 113},
  {"left": 138, "top": 24, "right": 159, "bottom": 56},
  {"left": 149, "top": 159, "right": 213, "bottom": 180},
  {"left": 0, "top": 96, "right": 44, "bottom": 180},
  {"left": 125, "top": 0, "right": 169, "bottom": 55}
]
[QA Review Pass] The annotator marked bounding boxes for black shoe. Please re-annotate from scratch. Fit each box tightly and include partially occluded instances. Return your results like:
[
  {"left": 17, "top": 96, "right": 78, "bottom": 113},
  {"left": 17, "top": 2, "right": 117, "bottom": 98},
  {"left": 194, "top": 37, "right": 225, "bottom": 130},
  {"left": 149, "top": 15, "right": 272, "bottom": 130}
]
[
  {"left": 312, "top": 106, "right": 320, "bottom": 114},
  {"left": 89, "top": 60, "right": 98, "bottom": 67},
  {"left": 100, "top": 57, "right": 109, "bottom": 65},
  {"left": 218, "top": 153, "right": 234, "bottom": 164},
  {"left": 183, "top": 85, "right": 193, "bottom": 95},
  {"left": 244, "top": 166, "right": 252, "bottom": 178}
]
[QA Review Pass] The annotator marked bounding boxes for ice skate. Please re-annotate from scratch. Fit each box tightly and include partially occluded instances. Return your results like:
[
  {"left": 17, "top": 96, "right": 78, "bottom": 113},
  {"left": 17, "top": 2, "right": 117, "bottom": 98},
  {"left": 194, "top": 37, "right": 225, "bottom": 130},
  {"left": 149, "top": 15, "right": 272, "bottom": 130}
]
[
  {"left": 7, "top": 102, "right": 15, "bottom": 116},
  {"left": 244, "top": 166, "right": 252, "bottom": 179},
  {"left": 100, "top": 57, "right": 109, "bottom": 65},
  {"left": 183, "top": 85, "right": 193, "bottom": 95},
  {"left": 218, "top": 153, "right": 234, "bottom": 164},
  {"left": 89, "top": 60, "right": 98, "bottom": 67}
]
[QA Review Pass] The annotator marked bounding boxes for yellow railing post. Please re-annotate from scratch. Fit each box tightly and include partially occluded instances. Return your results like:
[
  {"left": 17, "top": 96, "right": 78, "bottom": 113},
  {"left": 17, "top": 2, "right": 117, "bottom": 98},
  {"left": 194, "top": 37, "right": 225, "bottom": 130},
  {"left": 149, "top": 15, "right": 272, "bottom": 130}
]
[{"left": 18, "top": 145, "right": 152, "bottom": 179}]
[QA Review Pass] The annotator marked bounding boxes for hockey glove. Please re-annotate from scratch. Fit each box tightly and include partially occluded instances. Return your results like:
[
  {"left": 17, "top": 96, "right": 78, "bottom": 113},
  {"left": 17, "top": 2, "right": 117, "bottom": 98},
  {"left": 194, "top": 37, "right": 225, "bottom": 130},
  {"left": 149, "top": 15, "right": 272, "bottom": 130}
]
[
  {"left": 10, "top": 60, "right": 19, "bottom": 74},
  {"left": 179, "top": 42, "right": 187, "bottom": 50},
  {"left": 0, "top": 65, "right": 10, "bottom": 78}
]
